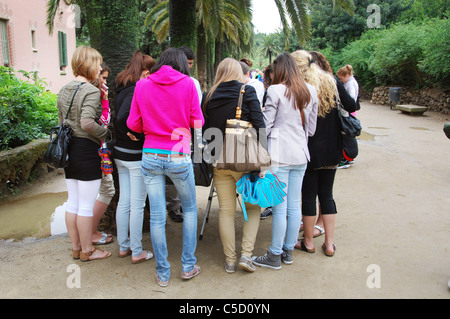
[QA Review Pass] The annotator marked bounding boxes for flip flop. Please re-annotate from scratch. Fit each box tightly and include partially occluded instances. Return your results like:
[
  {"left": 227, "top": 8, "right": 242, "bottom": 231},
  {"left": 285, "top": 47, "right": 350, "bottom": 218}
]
[
  {"left": 294, "top": 240, "right": 315, "bottom": 253},
  {"left": 313, "top": 225, "right": 325, "bottom": 238},
  {"left": 131, "top": 251, "right": 154, "bottom": 264},
  {"left": 322, "top": 243, "right": 336, "bottom": 257},
  {"left": 118, "top": 249, "right": 132, "bottom": 258},
  {"left": 92, "top": 232, "right": 113, "bottom": 245}
]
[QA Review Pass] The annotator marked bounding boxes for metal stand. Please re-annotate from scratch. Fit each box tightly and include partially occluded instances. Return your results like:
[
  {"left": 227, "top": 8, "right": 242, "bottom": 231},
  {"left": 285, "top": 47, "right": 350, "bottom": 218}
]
[{"left": 199, "top": 181, "right": 244, "bottom": 240}]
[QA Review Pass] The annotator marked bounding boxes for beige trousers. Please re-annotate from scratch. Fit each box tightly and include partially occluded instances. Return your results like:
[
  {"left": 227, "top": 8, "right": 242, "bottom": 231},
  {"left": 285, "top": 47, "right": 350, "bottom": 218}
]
[{"left": 213, "top": 168, "right": 261, "bottom": 265}]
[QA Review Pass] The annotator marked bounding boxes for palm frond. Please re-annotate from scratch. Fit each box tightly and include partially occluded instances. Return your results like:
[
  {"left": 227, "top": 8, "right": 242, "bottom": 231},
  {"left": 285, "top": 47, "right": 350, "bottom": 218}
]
[{"left": 46, "top": 0, "right": 62, "bottom": 34}]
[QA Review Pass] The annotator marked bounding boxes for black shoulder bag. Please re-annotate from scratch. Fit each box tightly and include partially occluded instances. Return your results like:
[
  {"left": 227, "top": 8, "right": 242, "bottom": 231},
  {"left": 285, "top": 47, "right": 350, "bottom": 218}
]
[{"left": 44, "top": 83, "right": 83, "bottom": 168}]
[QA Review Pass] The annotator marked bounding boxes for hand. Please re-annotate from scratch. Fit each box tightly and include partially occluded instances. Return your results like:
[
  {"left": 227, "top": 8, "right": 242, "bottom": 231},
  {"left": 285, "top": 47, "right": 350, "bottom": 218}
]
[
  {"left": 100, "top": 88, "right": 108, "bottom": 101},
  {"left": 127, "top": 132, "right": 139, "bottom": 141},
  {"left": 259, "top": 170, "right": 267, "bottom": 178}
]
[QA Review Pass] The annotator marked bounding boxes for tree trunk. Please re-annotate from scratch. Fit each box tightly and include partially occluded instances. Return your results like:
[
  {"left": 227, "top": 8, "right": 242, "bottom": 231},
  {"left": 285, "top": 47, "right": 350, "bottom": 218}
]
[
  {"left": 77, "top": 0, "right": 142, "bottom": 233},
  {"left": 169, "top": 0, "right": 197, "bottom": 49},
  {"left": 196, "top": 24, "right": 207, "bottom": 92},
  {"left": 214, "top": 39, "right": 221, "bottom": 78},
  {"left": 81, "top": 0, "right": 140, "bottom": 93}
]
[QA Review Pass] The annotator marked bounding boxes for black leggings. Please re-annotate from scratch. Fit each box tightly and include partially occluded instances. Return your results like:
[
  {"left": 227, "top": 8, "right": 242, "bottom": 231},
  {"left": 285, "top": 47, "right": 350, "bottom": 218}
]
[{"left": 301, "top": 168, "right": 337, "bottom": 216}]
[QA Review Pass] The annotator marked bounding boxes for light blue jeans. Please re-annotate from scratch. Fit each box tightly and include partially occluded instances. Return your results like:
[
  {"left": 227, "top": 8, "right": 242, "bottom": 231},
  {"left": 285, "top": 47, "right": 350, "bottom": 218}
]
[
  {"left": 141, "top": 153, "right": 198, "bottom": 282},
  {"left": 269, "top": 164, "right": 307, "bottom": 255},
  {"left": 115, "top": 159, "right": 147, "bottom": 257}
]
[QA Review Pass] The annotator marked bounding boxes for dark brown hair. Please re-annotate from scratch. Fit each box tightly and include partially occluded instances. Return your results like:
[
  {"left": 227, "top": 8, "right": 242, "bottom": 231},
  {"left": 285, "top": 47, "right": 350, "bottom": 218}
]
[
  {"left": 116, "top": 51, "right": 155, "bottom": 87},
  {"left": 272, "top": 53, "right": 311, "bottom": 111},
  {"left": 309, "top": 51, "right": 333, "bottom": 75}
]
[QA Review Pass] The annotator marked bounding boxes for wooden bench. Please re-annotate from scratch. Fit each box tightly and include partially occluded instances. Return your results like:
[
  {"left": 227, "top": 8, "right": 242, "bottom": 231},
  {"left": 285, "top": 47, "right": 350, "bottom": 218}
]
[{"left": 396, "top": 104, "right": 428, "bottom": 115}]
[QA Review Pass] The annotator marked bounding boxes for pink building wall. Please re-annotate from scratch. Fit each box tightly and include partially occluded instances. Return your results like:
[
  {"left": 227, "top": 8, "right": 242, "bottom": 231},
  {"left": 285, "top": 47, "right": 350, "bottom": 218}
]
[{"left": 0, "top": 0, "right": 76, "bottom": 93}]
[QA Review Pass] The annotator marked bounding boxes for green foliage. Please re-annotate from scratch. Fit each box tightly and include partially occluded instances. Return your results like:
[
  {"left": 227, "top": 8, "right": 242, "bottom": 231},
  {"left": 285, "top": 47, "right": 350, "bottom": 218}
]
[
  {"left": 368, "top": 23, "right": 426, "bottom": 86},
  {"left": 321, "top": 17, "right": 450, "bottom": 89},
  {"left": 309, "top": 0, "right": 410, "bottom": 50},
  {"left": 0, "top": 67, "right": 58, "bottom": 150},
  {"left": 420, "top": 18, "right": 450, "bottom": 85}
]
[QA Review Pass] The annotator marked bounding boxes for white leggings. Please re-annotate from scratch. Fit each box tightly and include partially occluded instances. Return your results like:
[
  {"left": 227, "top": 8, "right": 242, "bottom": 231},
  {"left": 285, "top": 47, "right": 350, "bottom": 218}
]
[{"left": 65, "top": 179, "right": 102, "bottom": 217}]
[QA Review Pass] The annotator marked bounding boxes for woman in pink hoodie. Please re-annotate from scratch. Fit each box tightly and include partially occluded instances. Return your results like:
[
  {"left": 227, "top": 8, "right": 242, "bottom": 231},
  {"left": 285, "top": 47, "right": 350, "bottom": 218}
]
[{"left": 127, "top": 48, "right": 204, "bottom": 287}]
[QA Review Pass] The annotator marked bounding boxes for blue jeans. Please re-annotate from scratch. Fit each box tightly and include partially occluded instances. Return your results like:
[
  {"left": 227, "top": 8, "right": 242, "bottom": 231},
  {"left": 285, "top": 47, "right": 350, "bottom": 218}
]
[
  {"left": 269, "top": 164, "right": 307, "bottom": 255},
  {"left": 141, "top": 153, "right": 198, "bottom": 282},
  {"left": 115, "top": 159, "right": 147, "bottom": 257}
]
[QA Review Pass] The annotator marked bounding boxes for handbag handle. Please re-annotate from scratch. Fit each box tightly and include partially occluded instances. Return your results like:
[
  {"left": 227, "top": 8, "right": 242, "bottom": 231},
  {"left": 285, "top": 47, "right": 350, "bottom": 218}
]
[
  {"left": 64, "top": 82, "right": 84, "bottom": 120},
  {"left": 235, "top": 84, "right": 246, "bottom": 119}
]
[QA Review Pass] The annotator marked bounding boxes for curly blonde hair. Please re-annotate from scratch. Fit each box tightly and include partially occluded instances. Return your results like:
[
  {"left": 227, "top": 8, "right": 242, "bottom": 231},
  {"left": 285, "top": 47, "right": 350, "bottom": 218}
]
[{"left": 291, "top": 50, "right": 336, "bottom": 118}]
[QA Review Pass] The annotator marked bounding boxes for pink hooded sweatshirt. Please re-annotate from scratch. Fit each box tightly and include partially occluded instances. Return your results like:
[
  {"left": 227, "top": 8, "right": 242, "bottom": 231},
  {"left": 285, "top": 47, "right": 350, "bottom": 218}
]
[{"left": 127, "top": 65, "right": 204, "bottom": 154}]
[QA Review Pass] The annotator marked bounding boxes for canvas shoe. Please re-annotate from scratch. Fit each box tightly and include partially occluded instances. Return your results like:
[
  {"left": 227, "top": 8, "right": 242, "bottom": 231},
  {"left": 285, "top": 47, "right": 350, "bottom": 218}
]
[
  {"left": 252, "top": 251, "right": 281, "bottom": 270},
  {"left": 181, "top": 264, "right": 201, "bottom": 279},
  {"left": 281, "top": 249, "right": 293, "bottom": 265},
  {"left": 239, "top": 256, "right": 256, "bottom": 272}
]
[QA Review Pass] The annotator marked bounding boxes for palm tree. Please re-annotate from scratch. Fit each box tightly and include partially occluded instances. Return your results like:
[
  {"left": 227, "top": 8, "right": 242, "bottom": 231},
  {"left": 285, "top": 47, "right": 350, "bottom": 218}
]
[
  {"left": 259, "top": 33, "right": 282, "bottom": 64},
  {"left": 146, "top": 0, "right": 254, "bottom": 89},
  {"left": 274, "top": 0, "right": 355, "bottom": 49},
  {"left": 46, "top": 0, "right": 140, "bottom": 87}
]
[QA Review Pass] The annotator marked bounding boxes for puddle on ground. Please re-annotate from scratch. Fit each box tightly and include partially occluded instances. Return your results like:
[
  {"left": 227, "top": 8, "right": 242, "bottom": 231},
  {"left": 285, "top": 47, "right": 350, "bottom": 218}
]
[
  {"left": 358, "top": 131, "right": 376, "bottom": 141},
  {"left": 409, "top": 126, "right": 430, "bottom": 131},
  {"left": 0, "top": 192, "right": 68, "bottom": 240}
]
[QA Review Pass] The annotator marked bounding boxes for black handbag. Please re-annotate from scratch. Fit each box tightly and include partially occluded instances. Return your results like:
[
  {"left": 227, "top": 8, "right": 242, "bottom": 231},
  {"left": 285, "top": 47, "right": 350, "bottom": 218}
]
[
  {"left": 336, "top": 91, "right": 362, "bottom": 138},
  {"left": 44, "top": 83, "right": 83, "bottom": 168},
  {"left": 165, "top": 133, "right": 213, "bottom": 187}
]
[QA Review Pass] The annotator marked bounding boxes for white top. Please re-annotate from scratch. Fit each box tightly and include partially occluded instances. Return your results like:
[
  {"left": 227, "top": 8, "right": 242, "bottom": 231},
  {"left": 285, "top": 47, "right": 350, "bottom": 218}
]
[
  {"left": 247, "top": 78, "right": 265, "bottom": 107},
  {"left": 344, "top": 76, "right": 359, "bottom": 102},
  {"left": 191, "top": 77, "right": 202, "bottom": 103},
  {"left": 263, "top": 83, "right": 318, "bottom": 165}
]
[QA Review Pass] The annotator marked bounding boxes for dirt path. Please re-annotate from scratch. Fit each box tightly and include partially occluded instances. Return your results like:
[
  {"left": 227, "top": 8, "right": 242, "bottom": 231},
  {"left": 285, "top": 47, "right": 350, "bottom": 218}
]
[{"left": 0, "top": 101, "right": 449, "bottom": 300}]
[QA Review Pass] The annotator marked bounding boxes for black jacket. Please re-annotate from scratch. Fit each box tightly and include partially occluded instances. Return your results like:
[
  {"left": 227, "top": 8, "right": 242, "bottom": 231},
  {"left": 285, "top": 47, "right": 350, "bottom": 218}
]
[
  {"left": 112, "top": 83, "right": 145, "bottom": 161},
  {"left": 202, "top": 80, "right": 266, "bottom": 148},
  {"left": 307, "top": 78, "right": 357, "bottom": 170}
]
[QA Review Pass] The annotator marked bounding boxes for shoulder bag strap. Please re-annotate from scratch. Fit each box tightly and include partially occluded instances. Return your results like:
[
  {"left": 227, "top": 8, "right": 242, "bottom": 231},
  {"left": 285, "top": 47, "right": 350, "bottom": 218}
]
[
  {"left": 64, "top": 82, "right": 84, "bottom": 120},
  {"left": 235, "top": 84, "right": 246, "bottom": 119}
]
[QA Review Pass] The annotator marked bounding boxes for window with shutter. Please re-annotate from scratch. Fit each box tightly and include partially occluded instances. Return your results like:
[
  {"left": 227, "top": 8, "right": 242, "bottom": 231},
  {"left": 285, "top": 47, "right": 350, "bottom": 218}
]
[
  {"left": 58, "top": 31, "right": 67, "bottom": 68},
  {"left": 0, "top": 19, "right": 10, "bottom": 66}
]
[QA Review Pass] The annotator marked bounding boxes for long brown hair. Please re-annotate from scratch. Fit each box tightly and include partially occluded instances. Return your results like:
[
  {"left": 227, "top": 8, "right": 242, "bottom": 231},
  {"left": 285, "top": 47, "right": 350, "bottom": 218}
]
[
  {"left": 271, "top": 53, "right": 311, "bottom": 111},
  {"left": 116, "top": 51, "right": 155, "bottom": 87}
]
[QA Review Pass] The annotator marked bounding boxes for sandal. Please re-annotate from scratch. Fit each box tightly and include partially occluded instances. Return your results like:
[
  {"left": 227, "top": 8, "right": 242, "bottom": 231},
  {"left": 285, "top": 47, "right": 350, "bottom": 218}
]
[
  {"left": 313, "top": 225, "right": 325, "bottom": 238},
  {"left": 322, "top": 243, "right": 336, "bottom": 257},
  {"left": 294, "top": 240, "right": 315, "bottom": 253},
  {"left": 80, "top": 247, "right": 111, "bottom": 262},
  {"left": 131, "top": 251, "right": 154, "bottom": 264},
  {"left": 72, "top": 249, "right": 81, "bottom": 260},
  {"left": 92, "top": 232, "right": 113, "bottom": 245},
  {"left": 118, "top": 249, "right": 132, "bottom": 258}
]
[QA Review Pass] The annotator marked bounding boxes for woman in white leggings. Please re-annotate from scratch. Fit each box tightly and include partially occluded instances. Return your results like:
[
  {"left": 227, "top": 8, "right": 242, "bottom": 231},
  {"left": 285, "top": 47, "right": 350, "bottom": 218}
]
[{"left": 58, "top": 46, "right": 111, "bottom": 261}]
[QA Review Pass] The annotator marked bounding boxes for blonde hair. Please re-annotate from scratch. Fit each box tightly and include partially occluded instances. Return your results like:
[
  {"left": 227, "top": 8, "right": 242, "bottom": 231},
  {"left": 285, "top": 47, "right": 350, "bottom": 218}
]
[
  {"left": 337, "top": 64, "right": 354, "bottom": 77},
  {"left": 203, "top": 58, "right": 243, "bottom": 111},
  {"left": 71, "top": 46, "right": 103, "bottom": 81},
  {"left": 291, "top": 50, "right": 336, "bottom": 118}
]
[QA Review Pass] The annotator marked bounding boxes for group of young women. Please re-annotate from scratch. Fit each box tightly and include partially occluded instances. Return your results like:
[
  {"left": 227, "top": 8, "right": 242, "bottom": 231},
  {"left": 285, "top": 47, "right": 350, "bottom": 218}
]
[{"left": 57, "top": 45, "right": 356, "bottom": 287}]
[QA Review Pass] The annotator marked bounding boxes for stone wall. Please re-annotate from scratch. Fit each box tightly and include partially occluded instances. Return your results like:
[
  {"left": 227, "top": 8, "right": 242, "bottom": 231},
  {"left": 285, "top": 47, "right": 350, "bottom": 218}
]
[
  {"left": 0, "top": 139, "right": 51, "bottom": 198},
  {"left": 370, "top": 86, "right": 450, "bottom": 114}
]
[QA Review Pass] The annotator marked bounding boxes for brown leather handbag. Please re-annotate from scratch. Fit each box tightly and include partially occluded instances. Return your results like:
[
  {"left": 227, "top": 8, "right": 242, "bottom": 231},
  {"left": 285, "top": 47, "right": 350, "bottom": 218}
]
[{"left": 216, "top": 85, "right": 271, "bottom": 172}]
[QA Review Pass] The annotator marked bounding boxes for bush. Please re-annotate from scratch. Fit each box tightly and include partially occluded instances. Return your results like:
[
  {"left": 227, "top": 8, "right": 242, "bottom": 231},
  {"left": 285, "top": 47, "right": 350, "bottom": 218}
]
[
  {"left": 368, "top": 23, "right": 426, "bottom": 87},
  {"left": 332, "top": 18, "right": 450, "bottom": 89},
  {"left": 0, "top": 66, "right": 58, "bottom": 150},
  {"left": 420, "top": 18, "right": 450, "bottom": 86}
]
